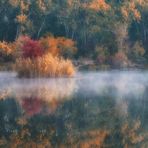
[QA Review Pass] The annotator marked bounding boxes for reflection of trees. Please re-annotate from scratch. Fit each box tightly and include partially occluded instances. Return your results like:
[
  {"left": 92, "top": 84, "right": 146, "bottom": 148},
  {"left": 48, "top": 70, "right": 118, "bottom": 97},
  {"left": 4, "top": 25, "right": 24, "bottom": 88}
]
[
  {"left": 0, "top": 77, "right": 148, "bottom": 147},
  {"left": 0, "top": 78, "right": 77, "bottom": 118},
  {"left": 10, "top": 78, "right": 76, "bottom": 102},
  {"left": 0, "top": 98, "right": 21, "bottom": 139},
  {"left": 0, "top": 92, "right": 148, "bottom": 147},
  {"left": 22, "top": 97, "right": 43, "bottom": 117},
  {"left": 21, "top": 96, "right": 64, "bottom": 117},
  {"left": 0, "top": 89, "right": 11, "bottom": 100}
]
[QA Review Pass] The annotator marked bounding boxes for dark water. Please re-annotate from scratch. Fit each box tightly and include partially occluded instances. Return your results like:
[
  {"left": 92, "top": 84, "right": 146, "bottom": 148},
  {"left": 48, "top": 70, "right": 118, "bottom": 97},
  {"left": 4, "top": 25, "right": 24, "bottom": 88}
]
[{"left": 0, "top": 71, "right": 148, "bottom": 147}]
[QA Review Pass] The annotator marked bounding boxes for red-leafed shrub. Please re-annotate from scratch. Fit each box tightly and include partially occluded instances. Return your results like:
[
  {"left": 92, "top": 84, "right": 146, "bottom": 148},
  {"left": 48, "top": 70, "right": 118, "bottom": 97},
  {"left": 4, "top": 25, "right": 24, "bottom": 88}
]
[
  {"left": 22, "top": 38, "right": 43, "bottom": 58},
  {"left": 22, "top": 97, "right": 43, "bottom": 116},
  {"left": 15, "top": 35, "right": 76, "bottom": 78}
]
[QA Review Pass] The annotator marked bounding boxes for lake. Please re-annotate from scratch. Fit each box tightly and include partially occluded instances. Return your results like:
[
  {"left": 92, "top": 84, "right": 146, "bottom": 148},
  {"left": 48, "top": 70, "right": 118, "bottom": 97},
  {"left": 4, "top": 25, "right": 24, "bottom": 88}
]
[{"left": 0, "top": 70, "right": 148, "bottom": 147}]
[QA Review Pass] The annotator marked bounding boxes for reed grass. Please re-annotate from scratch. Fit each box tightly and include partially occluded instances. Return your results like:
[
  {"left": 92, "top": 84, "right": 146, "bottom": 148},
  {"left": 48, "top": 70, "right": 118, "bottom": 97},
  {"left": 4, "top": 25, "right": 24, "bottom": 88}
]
[{"left": 15, "top": 53, "right": 75, "bottom": 78}]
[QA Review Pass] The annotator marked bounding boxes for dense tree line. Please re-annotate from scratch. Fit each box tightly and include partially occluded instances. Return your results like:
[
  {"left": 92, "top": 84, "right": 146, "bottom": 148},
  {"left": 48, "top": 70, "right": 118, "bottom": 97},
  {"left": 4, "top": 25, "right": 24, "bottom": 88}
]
[{"left": 0, "top": 0, "right": 148, "bottom": 66}]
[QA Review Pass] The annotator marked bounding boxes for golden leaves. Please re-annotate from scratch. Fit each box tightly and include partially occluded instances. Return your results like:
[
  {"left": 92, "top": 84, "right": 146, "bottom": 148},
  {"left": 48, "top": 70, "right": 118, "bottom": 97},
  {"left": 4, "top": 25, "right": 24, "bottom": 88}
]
[
  {"left": 16, "top": 14, "right": 27, "bottom": 23},
  {"left": 133, "top": 9, "right": 141, "bottom": 20},
  {"left": 82, "top": 0, "right": 110, "bottom": 11},
  {"left": 121, "top": 7, "right": 129, "bottom": 19},
  {"left": 0, "top": 41, "right": 12, "bottom": 55},
  {"left": 15, "top": 53, "right": 75, "bottom": 78},
  {"left": 13, "top": 35, "right": 76, "bottom": 78},
  {"left": 40, "top": 36, "right": 77, "bottom": 57},
  {"left": 121, "top": 1, "right": 142, "bottom": 21}
]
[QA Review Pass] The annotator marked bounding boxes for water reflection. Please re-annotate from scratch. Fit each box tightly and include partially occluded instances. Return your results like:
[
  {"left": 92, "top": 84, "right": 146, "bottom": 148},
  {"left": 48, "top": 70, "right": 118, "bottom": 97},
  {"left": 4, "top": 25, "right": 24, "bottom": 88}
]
[
  {"left": 0, "top": 74, "right": 76, "bottom": 101},
  {"left": 0, "top": 71, "right": 148, "bottom": 147}
]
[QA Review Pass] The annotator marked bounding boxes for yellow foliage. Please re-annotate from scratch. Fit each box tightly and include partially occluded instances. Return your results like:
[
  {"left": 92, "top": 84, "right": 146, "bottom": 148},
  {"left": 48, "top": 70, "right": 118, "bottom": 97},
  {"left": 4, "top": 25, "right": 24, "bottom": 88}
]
[{"left": 15, "top": 53, "right": 75, "bottom": 78}]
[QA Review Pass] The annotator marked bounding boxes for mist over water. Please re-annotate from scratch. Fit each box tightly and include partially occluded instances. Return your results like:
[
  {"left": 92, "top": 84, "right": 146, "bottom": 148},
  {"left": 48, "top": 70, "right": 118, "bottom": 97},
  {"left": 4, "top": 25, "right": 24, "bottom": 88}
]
[
  {"left": 0, "top": 70, "right": 148, "bottom": 99},
  {"left": 0, "top": 70, "right": 148, "bottom": 147},
  {"left": 77, "top": 70, "right": 148, "bottom": 98}
]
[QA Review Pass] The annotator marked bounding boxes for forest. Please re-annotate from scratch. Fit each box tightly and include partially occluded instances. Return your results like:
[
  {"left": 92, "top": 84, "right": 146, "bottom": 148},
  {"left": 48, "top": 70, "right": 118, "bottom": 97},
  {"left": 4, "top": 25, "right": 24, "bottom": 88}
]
[
  {"left": 0, "top": 0, "right": 148, "bottom": 74},
  {"left": 0, "top": 1, "right": 148, "bottom": 147}
]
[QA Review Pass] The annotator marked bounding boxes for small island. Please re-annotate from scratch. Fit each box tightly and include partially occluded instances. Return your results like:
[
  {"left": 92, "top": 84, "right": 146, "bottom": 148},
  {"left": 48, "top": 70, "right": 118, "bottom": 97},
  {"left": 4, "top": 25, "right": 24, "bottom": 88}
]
[{"left": 0, "top": 35, "right": 76, "bottom": 78}]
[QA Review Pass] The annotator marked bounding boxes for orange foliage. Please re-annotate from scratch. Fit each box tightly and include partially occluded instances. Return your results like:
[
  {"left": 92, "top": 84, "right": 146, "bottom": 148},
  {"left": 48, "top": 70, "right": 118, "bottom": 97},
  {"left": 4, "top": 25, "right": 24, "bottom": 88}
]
[
  {"left": 133, "top": 9, "right": 141, "bottom": 20},
  {"left": 121, "top": 7, "right": 129, "bottom": 20},
  {"left": 40, "top": 36, "right": 77, "bottom": 57},
  {"left": 14, "top": 35, "right": 76, "bottom": 78},
  {"left": 79, "top": 130, "right": 109, "bottom": 148},
  {"left": 67, "top": 0, "right": 73, "bottom": 7},
  {"left": 83, "top": 0, "right": 110, "bottom": 11},
  {"left": 16, "top": 14, "right": 27, "bottom": 23},
  {"left": 121, "top": 1, "right": 142, "bottom": 21},
  {"left": 0, "top": 41, "right": 12, "bottom": 55},
  {"left": 0, "top": 132, "right": 52, "bottom": 148}
]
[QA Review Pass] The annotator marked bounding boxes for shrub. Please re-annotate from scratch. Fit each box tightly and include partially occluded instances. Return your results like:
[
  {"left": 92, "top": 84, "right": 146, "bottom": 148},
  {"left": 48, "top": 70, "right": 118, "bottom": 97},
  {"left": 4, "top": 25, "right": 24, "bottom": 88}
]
[
  {"left": 21, "top": 38, "right": 43, "bottom": 58},
  {"left": 14, "top": 35, "right": 76, "bottom": 78},
  {"left": 15, "top": 53, "right": 75, "bottom": 78},
  {"left": 0, "top": 41, "right": 16, "bottom": 62},
  {"left": 40, "top": 35, "right": 77, "bottom": 58}
]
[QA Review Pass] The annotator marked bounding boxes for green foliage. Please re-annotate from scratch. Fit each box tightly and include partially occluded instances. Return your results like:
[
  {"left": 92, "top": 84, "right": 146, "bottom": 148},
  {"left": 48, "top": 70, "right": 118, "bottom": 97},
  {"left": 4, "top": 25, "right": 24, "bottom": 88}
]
[{"left": 0, "top": 0, "right": 148, "bottom": 66}]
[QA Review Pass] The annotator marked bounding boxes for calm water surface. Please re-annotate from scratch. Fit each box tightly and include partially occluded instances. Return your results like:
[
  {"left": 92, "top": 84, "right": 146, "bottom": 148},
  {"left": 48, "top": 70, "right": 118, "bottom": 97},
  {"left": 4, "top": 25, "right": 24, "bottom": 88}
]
[{"left": 0, "top": 70, "right": 148, "bottom": 147}]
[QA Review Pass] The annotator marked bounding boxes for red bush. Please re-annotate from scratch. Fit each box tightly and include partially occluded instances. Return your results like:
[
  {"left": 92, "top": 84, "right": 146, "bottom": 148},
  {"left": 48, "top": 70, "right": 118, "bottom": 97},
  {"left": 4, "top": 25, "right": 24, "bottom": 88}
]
[
  {"left": 22, "top": 38, "right": 43, "bottom": 58},
  {"left": 22, "top": 97, "right": 43, "bottom": 116}
]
